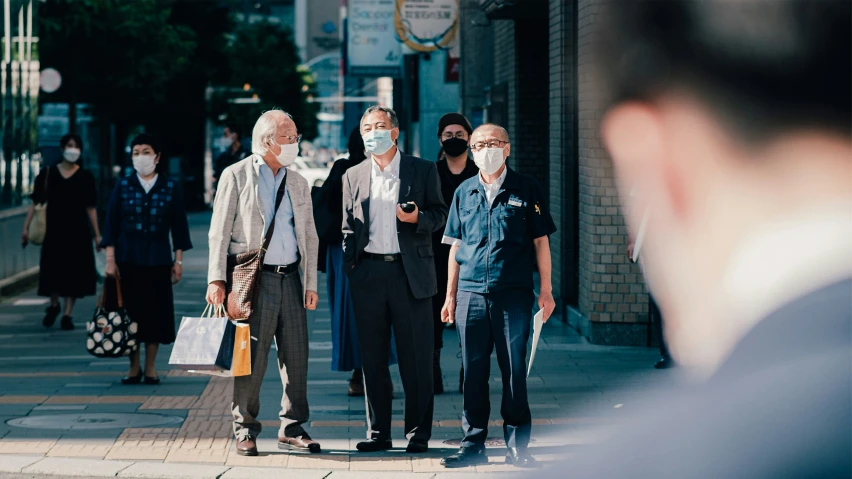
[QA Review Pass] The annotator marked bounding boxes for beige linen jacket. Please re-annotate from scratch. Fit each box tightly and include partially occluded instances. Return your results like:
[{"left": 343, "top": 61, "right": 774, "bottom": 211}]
[{"left": 208, "top": 155, "right": 319, "bottom": 298}]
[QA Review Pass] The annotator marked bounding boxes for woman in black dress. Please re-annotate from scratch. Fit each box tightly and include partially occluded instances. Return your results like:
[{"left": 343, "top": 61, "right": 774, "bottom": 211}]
[
  {"left": 101, "top": 133, "right": 192, "bottom": 385},
  {"left": 22, "top": 134, "right": 100, "bottom": 330}
]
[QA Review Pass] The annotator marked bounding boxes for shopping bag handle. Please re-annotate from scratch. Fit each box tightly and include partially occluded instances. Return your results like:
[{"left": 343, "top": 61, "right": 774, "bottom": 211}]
[
  {"left": 200, "top": 303, "right": 229, "bottom": 319},
  {"left": 97, "top": 277, "right": 124, "bottom": 309}
]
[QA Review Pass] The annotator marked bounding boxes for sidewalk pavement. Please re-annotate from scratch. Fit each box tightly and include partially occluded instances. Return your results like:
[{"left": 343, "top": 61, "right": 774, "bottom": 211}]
[{"left": 0, "top": 212, "right": 677, "bottom": 478}]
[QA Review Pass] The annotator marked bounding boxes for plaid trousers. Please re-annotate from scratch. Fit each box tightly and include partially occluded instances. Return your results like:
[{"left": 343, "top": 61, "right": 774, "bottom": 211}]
[{"left": 232, "top": 270, "right": 309, "bottom": 439}]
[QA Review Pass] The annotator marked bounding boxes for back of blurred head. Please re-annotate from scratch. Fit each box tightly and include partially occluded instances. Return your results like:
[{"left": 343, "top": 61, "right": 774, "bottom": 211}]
[{"left": 598, "top": 0, "right": 851, "bottom": 373}]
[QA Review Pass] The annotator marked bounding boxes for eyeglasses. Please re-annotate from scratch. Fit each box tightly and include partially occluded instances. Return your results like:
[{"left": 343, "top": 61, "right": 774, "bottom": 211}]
[
  {"left": 280, "top": 134, "right": 302, "bottom": 145},
  {"left": 442, "top": 132, "right": 468, "bottom": 140},
  {"left": 470, "top": 140, "right": 509, "bottom": 151}
]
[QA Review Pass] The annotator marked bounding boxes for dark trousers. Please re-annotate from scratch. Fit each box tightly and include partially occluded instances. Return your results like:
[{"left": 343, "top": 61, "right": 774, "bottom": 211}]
[
  {"left": 431, "top": 243, "right": 451, "bottom": 351},
  {"left": 350, "top": 260, "right": 434, "bottom": 442},
  {"left": 456, "top": 288, "right": 534, "bottom": 449},
  {"left": 649, "top": 296, "right": 671, "bottom": 360}
]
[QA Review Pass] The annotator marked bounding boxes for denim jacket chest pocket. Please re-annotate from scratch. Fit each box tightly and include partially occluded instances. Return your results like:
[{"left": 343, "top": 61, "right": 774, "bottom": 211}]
[{"left": 460, "top": 199, "right": 485, "bottom": 245}]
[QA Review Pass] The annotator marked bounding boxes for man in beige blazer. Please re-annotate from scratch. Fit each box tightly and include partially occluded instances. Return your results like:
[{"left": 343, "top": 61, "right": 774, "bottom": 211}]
[{"left": 206, "top": 110, "right": 321, "bottom": 457}]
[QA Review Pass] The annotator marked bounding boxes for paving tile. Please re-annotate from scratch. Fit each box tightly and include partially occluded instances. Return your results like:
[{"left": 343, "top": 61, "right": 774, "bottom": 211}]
[
  {"left": 23, "top": 457, "right": 134, "bottom": 476},
  {"left": 350, "top": 456, "right": 413, "bottom": 471},
  {"left": 43, "top": 395, "right": 99, "bottom": 405},
  {"left": 225, "top": 449, "right": 290, "bottom": 467},
  {"left": 140, "top": 395, "right": 199, "bottom": 410},
  {"left": 221, "top": 466, "right": 331, "bottom": 478},
  {"left": 0, "top": 439, "right": 57, "bottom": 454},
  {"left": 287, "top": 453, "right": 350, "bottom": 469},
  {"left": 0, "top": 395, "right": 47, "bottom": 404},
  {"left": 0, "top": 453, "right": 44, "bottom": 472},
  {"left": 119, "top": 462, "right": 228, "bottom": 478}
]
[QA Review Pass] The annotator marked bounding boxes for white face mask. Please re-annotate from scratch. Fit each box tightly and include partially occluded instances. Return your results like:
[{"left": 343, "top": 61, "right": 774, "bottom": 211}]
[
  {"left": 63, "top": 148, "right": 81, "bottom": 163},
  {"left": 473, "top": 147, "right": 506, "bottom": 175},
  {"left": 362, "top": 129, "right": 395, "bottom": 155},
  {"left": 221, "top": 136, "right": 234, "bottom": 149},
  {"left": 275, "top": 142, "right": 299, "bottom": 167},
  {"left": 133, "top": 154, "right": 157, "bottom": 176}
]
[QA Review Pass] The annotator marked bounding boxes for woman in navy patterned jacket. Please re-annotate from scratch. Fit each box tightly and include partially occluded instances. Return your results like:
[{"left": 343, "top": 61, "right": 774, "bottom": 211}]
[{"left": 101, "top": 133, "right": 192, "bottom": 385}]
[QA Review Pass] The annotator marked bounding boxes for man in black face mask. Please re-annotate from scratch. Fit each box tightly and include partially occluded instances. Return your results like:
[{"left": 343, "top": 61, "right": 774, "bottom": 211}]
[{"left": 432, "top": 113, "right": 478, "bottom": 395}]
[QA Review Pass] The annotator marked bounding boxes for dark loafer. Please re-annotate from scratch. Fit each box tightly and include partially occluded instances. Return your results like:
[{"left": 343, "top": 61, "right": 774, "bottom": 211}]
[
  {"left": 406, "top": 439, "right": 429, "bottom": 453},
  {"left": 505, "top": 447, "right": 537, "bottom": 468},
  {"left": 143, "top": 376, "right": 160, "bottom": 385},
  {"left": 60, "top": 315, "right": 75, "bottom": 330},
  {"left": 121, "top": 372, "right": 143, "bottom": 385},
  {"left": 236, "top": 436, "right": 258, "bottom": 456},
  {"left": 278, "top": 435, "right": 321, "bottom": 453},
  {"left": 43, "top": 305, "right": 60, "bottom": 328},
  {"left": 441, "top": 446, "right": 488, "bottom": 468},
  {"left": 356, "top": 438, "right": 393, "bottom": 452}
]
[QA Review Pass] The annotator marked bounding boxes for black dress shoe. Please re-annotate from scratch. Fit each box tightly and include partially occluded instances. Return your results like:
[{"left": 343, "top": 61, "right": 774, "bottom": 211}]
[
  {"left": 60, "top": 315, "right": 74, "bottom": 330},
  {"left": 654, "top": 357, "right": 676, "bottom": 369},
  {"left": 121, "top": 372, "right": 143, "bottom": 385},
  {"left": 236, "top": 436, "right": 258, "bottom": 456},
  {"left": 356, "top": 438, "right": 393, "bottom": 452},
  {"left": 144, "top": 376, "right": 160, "bottom": 385},
  {"left": 406, "top": 439, "right": 429, "bottom": 453},
  {"left": 42, "top": 305, "right": 60, "bottom": 328},
  {"left": 505, "top": 447, "right": 537, "bottom": 468},
  {"left": 441, "top": 447, "right": 488, "bottom": 468}
]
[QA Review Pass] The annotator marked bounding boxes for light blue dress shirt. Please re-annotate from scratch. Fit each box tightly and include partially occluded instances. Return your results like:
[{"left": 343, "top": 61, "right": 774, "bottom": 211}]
[{"left": 254, "top": 156, "right": 300, "bottom": 265}]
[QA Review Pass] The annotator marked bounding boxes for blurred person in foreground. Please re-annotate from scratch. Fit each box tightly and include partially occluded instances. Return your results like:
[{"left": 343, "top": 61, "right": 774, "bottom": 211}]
[
  {"left": 207, "top": 110, "right": 320, "bottom": 456},
  {"left": 542, "top": 1, "right": 851, "bottom": 477},
  {"left": 213, "top": 123, "right": 250, "bottom": 187}
]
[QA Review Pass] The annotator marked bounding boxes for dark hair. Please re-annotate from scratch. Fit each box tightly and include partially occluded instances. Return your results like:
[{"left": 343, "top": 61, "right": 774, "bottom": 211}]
[
  {"left": 598, "top": 0, "right": 851, "bottom": 142},
  {"left": 130, "top": 132, "right": 161, "bottom": 154},
  {"left": 347, "top": 126, "right": 366, "bottom": 163},
  {"left": 224, "top": 123, "right": 241, "bottom": 140},
  {"left": 60, "top": 134, "right": 83, "bottom": 151}
]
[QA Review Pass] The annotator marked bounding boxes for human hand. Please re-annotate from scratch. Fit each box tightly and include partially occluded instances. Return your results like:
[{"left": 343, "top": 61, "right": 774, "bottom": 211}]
[
  {"left": 539, "top": 290, "right": 556, "bottom": 323},
  {"left": 440, "top": 294, "right": 456, "bottom": 324},
  {"left": 171, "top": 263, "right": 183, "bottom": 285},
  {"left": 105, "top": 260, "right": 120, "bottom": 279},
  {"left": 206, "top": 281, "right": 226, "bottom": 305},
  {"left": 95, "top": 236, "right": 103, "bottom": 253},
  {"left": 396, "top": 203, "right": 419, "bottom": 223},
  {"left": 20, "top": 230, "right": 28, "bottom": 248},
  {"left": 305, "top": 290, "right": 318, "bottom": 310}
]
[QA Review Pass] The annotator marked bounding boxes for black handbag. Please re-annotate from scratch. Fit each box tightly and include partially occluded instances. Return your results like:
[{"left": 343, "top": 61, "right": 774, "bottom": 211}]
[{"left": 86, "top": 278, "right": 138, "bottom": 358}]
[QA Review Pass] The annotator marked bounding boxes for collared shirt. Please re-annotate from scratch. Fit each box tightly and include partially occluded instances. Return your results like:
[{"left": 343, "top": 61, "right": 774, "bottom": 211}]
[
  {"left": 138, "top": 174, "right": 158, "bottom": 194},
  {"left": 479, "top": 166, "right": 508, "bottom": 207},
  {"left": 254, "top": 156, "right": 299, "bottom": 266},
  {"left": 442, "top": 167, "right": 556, "bottom": 293},
  {"left": 364, "top": 149, "right": 402, "bottom": 254}
]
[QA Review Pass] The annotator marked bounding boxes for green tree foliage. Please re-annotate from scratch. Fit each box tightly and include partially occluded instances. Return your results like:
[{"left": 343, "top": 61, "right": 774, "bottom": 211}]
[
  {"left": 219, "top": 21, "right": 320, "bottom": 141},
  {"left": 39, "top": 0, "right": 196, "bottom": 127}
]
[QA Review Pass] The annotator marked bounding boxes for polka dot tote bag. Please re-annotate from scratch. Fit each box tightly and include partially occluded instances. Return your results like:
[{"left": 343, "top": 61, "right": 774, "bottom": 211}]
[{"left": 86, "top": 278, "right": 139, "bottom": 358}]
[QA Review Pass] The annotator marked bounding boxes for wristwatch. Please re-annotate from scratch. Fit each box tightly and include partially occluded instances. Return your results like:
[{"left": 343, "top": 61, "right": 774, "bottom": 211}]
[{"left": 174, "top": 260, "right": 183, "bottom": 266}]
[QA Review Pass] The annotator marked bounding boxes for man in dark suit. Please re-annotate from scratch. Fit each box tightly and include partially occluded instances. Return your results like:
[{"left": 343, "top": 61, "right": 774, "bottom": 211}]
[
  {"left": 342, "top": 105, "right": 448, "bottom": 454},
  {"left": 539, "top": 1, "right": 851, "bottom": 477}
]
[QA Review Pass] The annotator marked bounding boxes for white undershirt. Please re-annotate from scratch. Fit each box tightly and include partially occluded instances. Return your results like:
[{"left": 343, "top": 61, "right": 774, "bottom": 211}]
[
  {"left": 364, "top": 150, "right": 402, "bottom": 254},
  {"left": 138, "top": 174, "right": 158, "bottom": 194}
]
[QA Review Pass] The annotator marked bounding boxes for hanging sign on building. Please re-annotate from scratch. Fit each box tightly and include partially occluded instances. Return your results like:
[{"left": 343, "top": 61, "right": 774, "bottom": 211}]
[
  {"left": 394, "top": 0, "right": 459, "bottom": 53},
  {"left": 347, "top": 0, "right": 403, "bottom": 77}
]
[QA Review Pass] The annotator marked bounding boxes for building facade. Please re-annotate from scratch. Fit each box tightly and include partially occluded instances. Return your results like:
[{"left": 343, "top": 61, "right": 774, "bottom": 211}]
[{"left": 458, "top": 0, "right": 651, "bottom": 346}]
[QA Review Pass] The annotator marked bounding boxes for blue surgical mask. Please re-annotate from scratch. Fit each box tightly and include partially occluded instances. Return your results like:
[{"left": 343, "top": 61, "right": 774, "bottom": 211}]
[{"left": 362, "top": 129, "right": 395, "bottom": 155}]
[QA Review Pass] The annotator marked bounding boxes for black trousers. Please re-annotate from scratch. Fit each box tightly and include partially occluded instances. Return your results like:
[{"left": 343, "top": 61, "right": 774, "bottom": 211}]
[
  {"left": 350, "top": 260, "right": 434, "bottom": 442},
  {"left": 456, "top": 288, "right": 535, "bottom": 449},
  {"left": 650, "top": 295, "right": 671, "bottom": 360}
]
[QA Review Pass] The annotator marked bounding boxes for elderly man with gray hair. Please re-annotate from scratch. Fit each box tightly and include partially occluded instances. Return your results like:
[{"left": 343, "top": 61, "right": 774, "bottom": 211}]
[{"left": 207, "top": 109, "right": 321, "bottom": 457}]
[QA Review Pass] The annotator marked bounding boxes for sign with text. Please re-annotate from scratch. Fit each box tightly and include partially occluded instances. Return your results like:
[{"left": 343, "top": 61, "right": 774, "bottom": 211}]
[
  {"left": 347, "top": 0, "right": 403, "bottom": 77},
  {"left": 395, "top": 0, "right": 459, "bottom": 53}
]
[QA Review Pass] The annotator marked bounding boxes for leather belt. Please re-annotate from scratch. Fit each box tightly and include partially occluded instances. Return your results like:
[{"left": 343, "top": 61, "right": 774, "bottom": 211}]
[
  {"left": 365, "top": 253, "right": 402, "bottom": 262},
  {"left": 262, "top": 263, "right": 299, "bottom": 275}
]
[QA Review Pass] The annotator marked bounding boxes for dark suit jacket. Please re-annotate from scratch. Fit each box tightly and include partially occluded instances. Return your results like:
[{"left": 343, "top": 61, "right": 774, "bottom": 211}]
[
  {"left": 541, "top": 279, "right": 852, "bottom": 478},
  {"left": 341, "top": 151, "right": 448, "bottom": 299}
]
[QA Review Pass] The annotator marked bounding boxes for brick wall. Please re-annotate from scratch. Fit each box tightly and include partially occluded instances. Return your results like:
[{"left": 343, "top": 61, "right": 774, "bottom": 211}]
[
  {"left": 576, "top": 0, "right": 648, "bottom": 345},
  {"left": 458, "top": 0, "right": 494, "bottom": 123}
]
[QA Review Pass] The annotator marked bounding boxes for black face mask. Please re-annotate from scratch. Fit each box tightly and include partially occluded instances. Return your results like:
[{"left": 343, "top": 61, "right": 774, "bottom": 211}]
[{"left": 442, "top": 137, "right": 469, "bottom": 158}]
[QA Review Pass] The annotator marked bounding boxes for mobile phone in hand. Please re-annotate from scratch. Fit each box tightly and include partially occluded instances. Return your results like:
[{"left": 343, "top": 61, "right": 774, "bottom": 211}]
[{"left": 400, "top": 202, "right": 416, "bottom": 213}]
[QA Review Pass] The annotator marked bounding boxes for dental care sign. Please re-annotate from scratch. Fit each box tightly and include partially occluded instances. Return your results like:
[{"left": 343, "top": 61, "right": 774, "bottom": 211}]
[{"left": 394, "top": 0, "right": 459, "bottom": 53}]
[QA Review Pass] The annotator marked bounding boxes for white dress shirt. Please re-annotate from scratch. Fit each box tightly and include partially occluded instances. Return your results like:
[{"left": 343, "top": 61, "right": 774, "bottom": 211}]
[
  {"left": 441, "top": 167, "right": 507, "bottom": 247},
  {"left": 254, "top": 156, "right": 300, "bottom": 265},
  {"left": 138, "top": 174, "right": 158, "bottom": 193},
  {"left": 365, "top": 150, "right": 402, "bottom": 254}
]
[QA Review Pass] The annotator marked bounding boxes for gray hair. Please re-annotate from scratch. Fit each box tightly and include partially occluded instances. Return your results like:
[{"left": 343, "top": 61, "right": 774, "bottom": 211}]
[
  {"left": 360, "top": 105, "right": 399, "bottom": 129},
  {"left": 471, "top": 123, "right": 510, "bottom": 142},
  {"left": 251, "top": 109, "right": 294, "bottom": 156}
]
